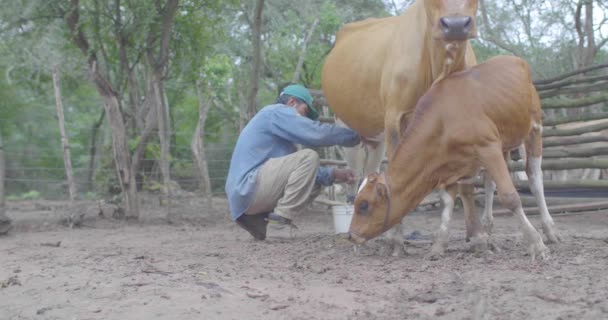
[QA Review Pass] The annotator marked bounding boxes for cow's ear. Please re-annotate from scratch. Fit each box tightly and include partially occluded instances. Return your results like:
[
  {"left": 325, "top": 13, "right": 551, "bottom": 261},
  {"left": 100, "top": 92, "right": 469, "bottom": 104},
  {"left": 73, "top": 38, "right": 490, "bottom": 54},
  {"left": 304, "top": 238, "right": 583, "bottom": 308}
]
[{"left": 368, "top": 172, "right": 379, "bottom": 184}]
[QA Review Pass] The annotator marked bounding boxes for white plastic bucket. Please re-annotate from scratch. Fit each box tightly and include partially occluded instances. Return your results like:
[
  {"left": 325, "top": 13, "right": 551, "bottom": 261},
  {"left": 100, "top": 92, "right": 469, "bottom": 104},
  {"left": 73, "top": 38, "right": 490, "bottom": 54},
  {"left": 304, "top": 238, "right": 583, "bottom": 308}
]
[{"left": 331, "top": 205, "right": 354, "bottom": 234}]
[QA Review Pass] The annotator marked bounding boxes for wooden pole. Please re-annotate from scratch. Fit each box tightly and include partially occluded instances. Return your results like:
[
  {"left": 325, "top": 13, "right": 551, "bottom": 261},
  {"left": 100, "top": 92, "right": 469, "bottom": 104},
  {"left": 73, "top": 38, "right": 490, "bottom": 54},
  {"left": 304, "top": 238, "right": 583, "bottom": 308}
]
[
  {"left": 52, "top": 66, "right": 77, "bottom": 201},
  {"left": 543, "top": 135, "right": 608, "bottom": 147},
  {"left": 192, "top": 79, "right": 213, "bottom": 206},
  {"left": 0, "top": 131, "right": 8, "bottom": 226}
]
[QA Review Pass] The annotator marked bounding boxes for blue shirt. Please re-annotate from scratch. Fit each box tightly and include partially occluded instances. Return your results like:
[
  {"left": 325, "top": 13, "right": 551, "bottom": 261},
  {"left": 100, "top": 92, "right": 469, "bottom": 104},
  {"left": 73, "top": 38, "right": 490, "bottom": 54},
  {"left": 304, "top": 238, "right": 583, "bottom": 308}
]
[{"left": 225, "top": 104, "right": 361, "bottom": 220}]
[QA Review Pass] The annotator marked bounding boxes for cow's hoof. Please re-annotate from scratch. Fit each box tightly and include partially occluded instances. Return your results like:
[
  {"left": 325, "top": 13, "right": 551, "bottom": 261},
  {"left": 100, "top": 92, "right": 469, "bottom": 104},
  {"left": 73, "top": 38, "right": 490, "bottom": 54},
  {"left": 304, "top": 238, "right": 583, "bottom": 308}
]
[
  {"left": 426, "top": 249, "right": 444, "bottom": 261},
  {"left": 528, "top": 241, "right": 549, "bottom": 261},
  {"left": 481, "top": 218, "right": 494, "bottom": 235},
  {"left": 542, "top": 224, "right": 561, "bottom": 244},
  {"left": 427, "top": 242, "right": 446, "bottom": 260},
  {"left": 390, "top": 244, "right": 408, "bottom": 257},
  {"left": 468, "top": 233, "right": 491, "bottom": 253}
]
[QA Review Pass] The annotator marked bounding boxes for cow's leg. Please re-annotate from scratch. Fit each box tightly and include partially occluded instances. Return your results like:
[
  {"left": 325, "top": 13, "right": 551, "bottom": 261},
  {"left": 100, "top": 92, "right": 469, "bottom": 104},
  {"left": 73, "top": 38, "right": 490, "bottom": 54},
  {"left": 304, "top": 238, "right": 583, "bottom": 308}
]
[
  {"left": 481, "top": 144, "right": 548, "bottom": 260},
  {"left": 336, "top": 118, "right": 368, "bottom": 200},
  {"left": 460, "top": 183, "right": 491, "bottom": 253},
  {"left": 480, "top": 171, "right": 496, "bottom": 234},
  {"left": 428, "top": 187, "right": 457, "bottom": 260},
  {"left": 525, "top": 123, "right": 560, "bottom": 243}
]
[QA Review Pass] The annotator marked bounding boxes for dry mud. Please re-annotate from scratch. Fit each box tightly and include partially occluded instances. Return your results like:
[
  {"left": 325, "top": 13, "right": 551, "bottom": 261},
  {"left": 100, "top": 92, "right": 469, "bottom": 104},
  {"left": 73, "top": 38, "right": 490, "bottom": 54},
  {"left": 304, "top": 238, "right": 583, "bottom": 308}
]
[{"left": 1, "top": 197, "right": 607, "bottom": 320}]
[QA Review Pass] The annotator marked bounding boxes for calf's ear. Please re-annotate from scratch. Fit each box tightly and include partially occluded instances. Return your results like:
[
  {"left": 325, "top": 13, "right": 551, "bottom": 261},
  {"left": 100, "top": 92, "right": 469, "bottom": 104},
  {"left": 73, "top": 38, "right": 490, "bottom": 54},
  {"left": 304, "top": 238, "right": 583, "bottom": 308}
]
[{"left": 375, "top": 183, "right": 388, "bottom": 199}]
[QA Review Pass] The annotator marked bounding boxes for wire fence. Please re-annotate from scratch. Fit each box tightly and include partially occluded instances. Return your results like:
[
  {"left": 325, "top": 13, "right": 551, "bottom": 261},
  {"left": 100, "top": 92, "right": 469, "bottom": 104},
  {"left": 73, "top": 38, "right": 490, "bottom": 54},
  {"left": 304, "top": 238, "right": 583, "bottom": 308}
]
[{"left": 2, "top": 132, "right": 239, "bottom": 200}]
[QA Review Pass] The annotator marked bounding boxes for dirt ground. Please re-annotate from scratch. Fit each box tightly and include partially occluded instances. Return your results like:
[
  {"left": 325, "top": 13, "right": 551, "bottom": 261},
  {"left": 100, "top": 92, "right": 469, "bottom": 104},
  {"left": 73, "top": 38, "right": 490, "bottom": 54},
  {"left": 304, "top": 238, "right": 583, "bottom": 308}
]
[{"left": 1, "top": 195, "right": 608, "bottom": 320}]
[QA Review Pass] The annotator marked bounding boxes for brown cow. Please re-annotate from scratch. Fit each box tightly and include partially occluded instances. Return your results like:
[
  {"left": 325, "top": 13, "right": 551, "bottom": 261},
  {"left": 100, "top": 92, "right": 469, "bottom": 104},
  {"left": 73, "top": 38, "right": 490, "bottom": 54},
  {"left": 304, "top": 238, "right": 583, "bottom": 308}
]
[
  {"left": 348, "top": 56, "right": 560, "bottom": 260},
  {"left": 322, "top": 0, "right": 482, "bottom": 255}
]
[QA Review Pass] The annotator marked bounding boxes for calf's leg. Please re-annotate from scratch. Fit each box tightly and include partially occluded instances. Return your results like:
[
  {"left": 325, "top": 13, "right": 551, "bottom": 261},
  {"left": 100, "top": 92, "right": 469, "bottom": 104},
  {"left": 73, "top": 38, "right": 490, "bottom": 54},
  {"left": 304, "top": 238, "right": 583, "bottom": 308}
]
[
  {"left": 481, "top": 144, "right": 548, "bottom": 260},
  {"left": 428, "top": 187, "right": 457, "bottom": 259}
]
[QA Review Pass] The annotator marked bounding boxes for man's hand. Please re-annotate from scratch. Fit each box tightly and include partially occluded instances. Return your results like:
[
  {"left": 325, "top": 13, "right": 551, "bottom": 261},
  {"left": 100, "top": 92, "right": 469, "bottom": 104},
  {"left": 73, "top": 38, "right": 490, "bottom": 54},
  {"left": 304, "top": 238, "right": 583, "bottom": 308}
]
[
  {"left": 361, "top": 136, "right": 381, "bottom": 149},
  {"left": 333, "top": 168, "right": 356, "bottom": 185}
]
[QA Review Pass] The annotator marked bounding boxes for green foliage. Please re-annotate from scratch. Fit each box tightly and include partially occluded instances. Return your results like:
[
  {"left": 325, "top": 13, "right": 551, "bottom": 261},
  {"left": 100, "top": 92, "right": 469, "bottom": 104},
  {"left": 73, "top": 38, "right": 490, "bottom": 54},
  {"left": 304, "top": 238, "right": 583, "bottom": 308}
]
[
  {"left": 1, "top": 0, "right": 607, "bottom": 201},
  {"left": 7, "top": 190, "right": 42, "bottom": 201}
]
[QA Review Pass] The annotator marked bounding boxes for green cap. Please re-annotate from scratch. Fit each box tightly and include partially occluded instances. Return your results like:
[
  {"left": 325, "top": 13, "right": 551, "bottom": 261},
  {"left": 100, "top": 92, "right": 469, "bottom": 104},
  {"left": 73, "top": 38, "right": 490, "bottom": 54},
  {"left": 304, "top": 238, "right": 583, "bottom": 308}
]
[{"left": 281, "top": 84, "right": 319, "bottom": 120}]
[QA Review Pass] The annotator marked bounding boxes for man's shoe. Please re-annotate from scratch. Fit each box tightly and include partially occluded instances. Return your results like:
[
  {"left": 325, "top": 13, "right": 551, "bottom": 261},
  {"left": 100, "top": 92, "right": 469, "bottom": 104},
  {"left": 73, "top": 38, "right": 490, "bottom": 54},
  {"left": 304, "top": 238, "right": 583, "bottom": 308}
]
[
  {"left": 265, "top": 212, "right": 292, "bottom": 225},
  {"left": 235, "top": 213, "right": 269, "bottom": 240}
]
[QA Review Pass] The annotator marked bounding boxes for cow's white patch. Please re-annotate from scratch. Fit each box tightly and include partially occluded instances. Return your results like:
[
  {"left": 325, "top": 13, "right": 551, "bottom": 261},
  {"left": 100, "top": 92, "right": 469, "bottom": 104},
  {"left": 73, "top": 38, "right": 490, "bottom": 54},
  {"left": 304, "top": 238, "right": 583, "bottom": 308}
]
[{"left": 357, "top": 177, "right": 369, "bottom": 194}]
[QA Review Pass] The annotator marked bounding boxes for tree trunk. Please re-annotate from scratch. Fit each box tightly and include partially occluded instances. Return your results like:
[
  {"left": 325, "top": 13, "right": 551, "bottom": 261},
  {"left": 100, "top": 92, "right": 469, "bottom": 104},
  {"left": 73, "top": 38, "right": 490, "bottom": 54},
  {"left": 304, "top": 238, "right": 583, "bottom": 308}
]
[
  {"left": 52, "top": 66, "right": 77, "bottom": 202},
  {"left": 192, "top": 80, "right": 213, "bottom": 205},
  {"left": 87, "top": 109, "right": 105, "bottom": 191},
  {"left": 91, "top": 63, "right": 140, "bottom": 218},
  {"left": 246, "top": 0, "right": 265, "bottom": 120},
  {"left": 65, "top": 0, "right": 140, "bottom": 218},
  {"left": 0, "top": 131, "right": 6, "bottom": 222},
  {"left": 154, "top": 75, "right": 171, "bottom": 191}
]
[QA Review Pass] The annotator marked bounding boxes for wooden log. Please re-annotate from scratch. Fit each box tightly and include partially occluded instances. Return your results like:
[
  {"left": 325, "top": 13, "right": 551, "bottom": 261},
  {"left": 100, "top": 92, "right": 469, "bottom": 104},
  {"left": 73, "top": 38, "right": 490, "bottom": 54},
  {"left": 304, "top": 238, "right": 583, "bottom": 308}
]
[
  {"left": 541, "top": 93, "right": 608, "bottom": 109},
  {"left": 535, "top": 74, "right": 608, "bottom": 91},
  {"left": 509, "top": 158, "right": 608, "bottom": 171},
  {"left": 542, "top": 121, "right": 608, "bottom": 137},
  {"left": 539, "top": 81, "right": 608, "bottom": 99},
  {"left": 491, "top": 201, "right": 608, "bottom": 217},
  {"left": 543, "top": 112, "right": 608, "bottom": 126},
  {"left": 533, "top": 63, "right": 608, "bottom": 86},
  {"left": 512, "top": 179, "right": 608, "bottom": 189},
  {"left": 543, "top": 146, "right": 608, "bottom": 159},
  {"left": 543, "top": 135, "right": 608, "bottom": 147}
]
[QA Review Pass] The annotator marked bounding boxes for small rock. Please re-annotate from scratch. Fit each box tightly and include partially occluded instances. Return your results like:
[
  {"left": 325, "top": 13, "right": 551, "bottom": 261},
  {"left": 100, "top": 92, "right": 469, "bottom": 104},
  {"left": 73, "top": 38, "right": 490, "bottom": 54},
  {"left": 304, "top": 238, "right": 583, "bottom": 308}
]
[
  {"left": 36, "top": 307, "right": 52, "bottom": 315},
  {"left": 270, "top": 304, "right": 289, "bottom": 311}
]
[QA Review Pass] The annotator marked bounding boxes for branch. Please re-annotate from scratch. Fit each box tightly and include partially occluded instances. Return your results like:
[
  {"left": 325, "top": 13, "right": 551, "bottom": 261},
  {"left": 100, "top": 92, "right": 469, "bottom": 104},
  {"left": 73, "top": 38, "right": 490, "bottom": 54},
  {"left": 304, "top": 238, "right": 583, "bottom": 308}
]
[
  {"left": 156, "top": 0, "right": 179, "bottom": 70},
  {"left": 478, "top": 0, "right": 523, "bottom": 56},
  {"left": 65, "top": 0, "right": 93, "bottom": 61},
  {"left": 291, "top": 18, "right": 319, "bottom": 83}
]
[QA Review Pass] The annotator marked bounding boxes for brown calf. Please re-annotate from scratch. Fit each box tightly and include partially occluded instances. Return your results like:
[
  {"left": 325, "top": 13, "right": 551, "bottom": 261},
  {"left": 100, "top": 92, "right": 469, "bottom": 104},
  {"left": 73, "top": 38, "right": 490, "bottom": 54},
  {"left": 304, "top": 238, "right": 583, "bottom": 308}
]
[{"left": 349, "top": 55, "right": 560, "bottom": 260}]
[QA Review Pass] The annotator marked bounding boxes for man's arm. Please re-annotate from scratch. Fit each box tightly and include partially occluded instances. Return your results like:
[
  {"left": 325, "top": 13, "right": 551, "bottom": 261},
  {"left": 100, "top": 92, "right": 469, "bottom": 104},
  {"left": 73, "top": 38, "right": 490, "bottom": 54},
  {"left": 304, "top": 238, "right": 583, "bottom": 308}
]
[
  {"left": 270, "top": 107, "right": 360, "bottom": 147},
  {"left": 316, "top": 167, "right": 356, "bottom": 186}
]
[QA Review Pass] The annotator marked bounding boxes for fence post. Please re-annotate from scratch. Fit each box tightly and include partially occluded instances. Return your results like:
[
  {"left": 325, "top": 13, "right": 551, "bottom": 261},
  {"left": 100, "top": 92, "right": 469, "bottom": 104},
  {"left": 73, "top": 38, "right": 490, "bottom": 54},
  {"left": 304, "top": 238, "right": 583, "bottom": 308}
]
[
  {"left": 0, "top": 131, "right": 10, "bottom": 234},
  {"left": 52, "top": 66, "right": 77, "bottom": 202}
]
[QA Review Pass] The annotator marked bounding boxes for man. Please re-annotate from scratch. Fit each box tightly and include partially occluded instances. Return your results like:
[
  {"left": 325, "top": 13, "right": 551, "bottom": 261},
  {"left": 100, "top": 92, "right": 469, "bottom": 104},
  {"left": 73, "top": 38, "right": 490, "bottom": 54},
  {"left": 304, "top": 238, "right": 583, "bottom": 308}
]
[{"left": 225, "top": 84, "right": 365, "bottom": 240}]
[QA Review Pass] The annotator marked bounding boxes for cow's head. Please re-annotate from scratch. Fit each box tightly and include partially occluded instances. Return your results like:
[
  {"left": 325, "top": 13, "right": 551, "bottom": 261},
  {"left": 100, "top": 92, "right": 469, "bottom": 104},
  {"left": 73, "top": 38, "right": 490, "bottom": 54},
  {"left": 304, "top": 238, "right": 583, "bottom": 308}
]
[
  {"left": 425, "top": 0, "right": 479, "bottom": 42},
  {"left": 348, "top": 172, "right": 392, "bottom": 244}
]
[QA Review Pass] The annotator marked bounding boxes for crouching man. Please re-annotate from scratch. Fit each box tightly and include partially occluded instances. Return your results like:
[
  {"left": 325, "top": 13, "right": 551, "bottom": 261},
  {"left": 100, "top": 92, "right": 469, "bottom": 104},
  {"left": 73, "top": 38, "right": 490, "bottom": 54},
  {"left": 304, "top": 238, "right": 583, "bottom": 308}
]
[{"left": 225, "top": 84, "right": 369, "bottom": 240}]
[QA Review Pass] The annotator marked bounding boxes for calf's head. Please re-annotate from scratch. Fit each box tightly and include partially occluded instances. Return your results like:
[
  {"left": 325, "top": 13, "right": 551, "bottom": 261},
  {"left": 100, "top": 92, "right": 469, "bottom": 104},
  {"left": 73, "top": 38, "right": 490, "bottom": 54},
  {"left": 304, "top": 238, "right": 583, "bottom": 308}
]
[
  {"left": 348, "top": 172, "right": 392, "bottom": 244},
  {"left": 424, "top": 0, "right": 479, "bottom": 42}
]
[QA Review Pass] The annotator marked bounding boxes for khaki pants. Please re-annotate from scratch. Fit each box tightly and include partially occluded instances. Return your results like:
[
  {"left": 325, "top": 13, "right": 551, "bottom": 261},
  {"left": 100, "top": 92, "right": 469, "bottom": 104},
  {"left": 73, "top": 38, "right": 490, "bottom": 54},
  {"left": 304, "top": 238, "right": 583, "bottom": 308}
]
[{"left": 245, "top": 149, "right": 322, "bottom": 220}]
